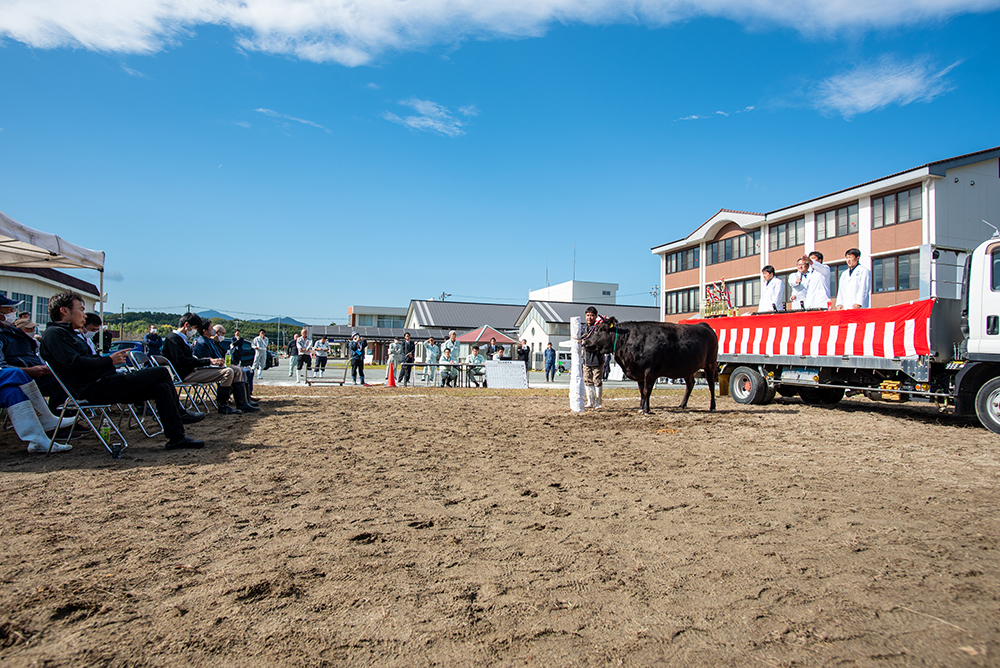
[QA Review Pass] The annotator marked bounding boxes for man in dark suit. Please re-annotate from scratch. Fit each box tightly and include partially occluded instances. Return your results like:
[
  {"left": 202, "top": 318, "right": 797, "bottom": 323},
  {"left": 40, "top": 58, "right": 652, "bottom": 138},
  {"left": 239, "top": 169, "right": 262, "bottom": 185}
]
[
  {"left": 397, "top": 331, "right": 416, "bottom": 387},
  {"left": 39, "top": 292, "right": 204, "bottom": 450},
  {"left": 162, "top": 313, "right": 248, "bottom": 415}
]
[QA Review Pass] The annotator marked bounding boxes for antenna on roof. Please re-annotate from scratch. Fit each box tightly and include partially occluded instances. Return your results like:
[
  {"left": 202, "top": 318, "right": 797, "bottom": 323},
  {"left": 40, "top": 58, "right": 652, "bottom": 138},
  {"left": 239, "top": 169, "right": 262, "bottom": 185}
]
[
  {"left": 984, "top": 220, "right": 1000, "bottom": 239},
  {"left": 438, "top": 292, "right": 451, "bottom": 301}
]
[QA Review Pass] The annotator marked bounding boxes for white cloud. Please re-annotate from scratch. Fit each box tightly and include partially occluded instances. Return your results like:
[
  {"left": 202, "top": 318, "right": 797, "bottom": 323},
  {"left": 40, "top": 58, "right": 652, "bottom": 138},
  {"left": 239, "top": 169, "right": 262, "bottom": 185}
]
[
  {"left": 675, "top": 105, "right": 754, "bottom": 121},
  {"left": 235, "top": 120, "right": 251, "bottom": 128},
  {"left": 120, "top": 64, "right": 150, "bottom": 78},
  {"left": 105, "top": 270, "right": 124, "bottom": 282},
  {"left": 254, "top": 107, "right": 330, "bottom": 133},
  {"left": 383, "top": 98, "right": 473, "bottom": 137},
  {"left": 814, "top": 56, "right": 959, "bottom": 118},
  {"left": 1, "top": 1, "right": 997, "bottom": 66},
  {"left": 365, "top": 82, "right": 381, "bottom": 90}
]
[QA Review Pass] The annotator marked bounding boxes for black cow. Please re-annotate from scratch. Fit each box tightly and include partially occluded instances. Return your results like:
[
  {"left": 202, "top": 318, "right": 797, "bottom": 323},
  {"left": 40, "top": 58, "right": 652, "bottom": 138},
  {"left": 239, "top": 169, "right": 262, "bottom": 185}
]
[{"left": 581, "top": 317, "right": 718, "bottom": 414}]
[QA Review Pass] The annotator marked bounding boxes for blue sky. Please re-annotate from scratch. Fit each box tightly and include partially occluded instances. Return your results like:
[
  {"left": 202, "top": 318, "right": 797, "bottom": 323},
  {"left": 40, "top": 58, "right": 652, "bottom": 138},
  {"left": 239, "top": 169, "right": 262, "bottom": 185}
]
[{"left": 2, "top": 1, "right": 999, "bottom": 324}]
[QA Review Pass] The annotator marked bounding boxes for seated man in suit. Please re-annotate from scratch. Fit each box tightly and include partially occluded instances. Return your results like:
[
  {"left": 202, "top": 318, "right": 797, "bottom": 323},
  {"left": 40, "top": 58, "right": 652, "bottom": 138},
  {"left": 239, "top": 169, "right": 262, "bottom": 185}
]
[
  {"left": 39, "top": 291, "right": 204, "bottom": 450},
  {"left": 163, "top": 313, "right": 252, "bottom": 415},
  {"left": 191, "top": 320, "right": 258, "bottom": 412},
  {"left": 0, "top": 295, "right": 66, "bottom": 411}
]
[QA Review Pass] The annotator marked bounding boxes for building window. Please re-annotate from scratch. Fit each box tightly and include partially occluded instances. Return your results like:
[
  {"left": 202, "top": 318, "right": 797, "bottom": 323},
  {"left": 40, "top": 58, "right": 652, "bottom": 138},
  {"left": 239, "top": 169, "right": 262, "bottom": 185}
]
[
  {"left": 548, "top": 323, "right": 570, "bottom": 336},
  {"left": 356, "top": 314, "right": 375, "bottom": 326},
  {"left": 11, "top": 293, "right": 32, "bottom": 317},
  {"left": 376, "top": 315, "right": 405, "bottom": 328},
  {"left": 874, "top": 252, "right": 920, "bottom": 293},
  {"left": 35, "top": 297, "right": 49, "bottom": 325},
  {"left": 665, "top": 287, "right": 700, "bottom": 315},
  {"left": 768, "top": 218, "right": 805, "bottom": 252},
  {"left": 602, "top": 290, "right": 611, "bottom": 296},
  {"left": 815, "top": 203, "right": 859, "bottom": 241},
  {"left": 725, "top": 278, "right": 761, "bottom": 308},
  {"left": 665, "top": 248, "right": 699, "bottom": 274},
  {"left": 707, "top": 231, "right": 760, "bottom": 265},
  {"left": 873, "top": 187, "right": 921, "bottom": 229}
]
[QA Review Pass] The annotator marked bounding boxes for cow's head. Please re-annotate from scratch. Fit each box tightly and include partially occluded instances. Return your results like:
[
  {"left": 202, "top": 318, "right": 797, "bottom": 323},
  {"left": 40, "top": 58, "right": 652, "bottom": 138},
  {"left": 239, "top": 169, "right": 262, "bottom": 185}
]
[{"left": 581, "top": 316, "right": 619, "bottom": 354}]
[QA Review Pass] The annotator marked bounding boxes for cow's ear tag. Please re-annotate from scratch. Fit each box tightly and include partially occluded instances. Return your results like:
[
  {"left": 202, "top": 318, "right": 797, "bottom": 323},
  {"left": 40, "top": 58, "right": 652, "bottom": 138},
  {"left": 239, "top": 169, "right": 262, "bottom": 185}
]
[{"left": 609, "top": 323, "right": 614, "bottom": 329}]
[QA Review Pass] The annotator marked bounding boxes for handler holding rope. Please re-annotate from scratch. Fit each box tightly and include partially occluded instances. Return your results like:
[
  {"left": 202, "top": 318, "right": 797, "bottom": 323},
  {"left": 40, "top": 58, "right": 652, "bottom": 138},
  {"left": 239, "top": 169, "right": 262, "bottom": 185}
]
[{"left": 581, "top": 306, "right": 605, "bottom": 409}]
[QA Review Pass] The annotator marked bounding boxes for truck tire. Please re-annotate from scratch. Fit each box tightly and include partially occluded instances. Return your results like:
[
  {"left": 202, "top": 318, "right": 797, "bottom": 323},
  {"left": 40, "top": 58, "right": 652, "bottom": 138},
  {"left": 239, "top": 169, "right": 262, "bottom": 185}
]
[
  {"left": 974, "top": 377, "right": 1000, "bottom": 434},
  {"left": 730, "top": 366, "right": 765, "bottom": 405},
  {"left": 799, "top": 387, "right": 844, "bottom": 405},
  {"left": 761, "top": 386, "right": 777, "bottom": 405}
]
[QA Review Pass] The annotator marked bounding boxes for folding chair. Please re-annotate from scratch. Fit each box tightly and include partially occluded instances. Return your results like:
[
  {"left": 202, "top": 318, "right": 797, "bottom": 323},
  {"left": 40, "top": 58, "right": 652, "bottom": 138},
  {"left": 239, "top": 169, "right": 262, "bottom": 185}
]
[
  {"left": 121, "top": 351, "right": 165, "bottom": 438},
  {"left": 151, "top": 355, "right": 217, "bottom": 413},
  {"left": 41, "top": 361, "right": 128, "bottom": 458}
]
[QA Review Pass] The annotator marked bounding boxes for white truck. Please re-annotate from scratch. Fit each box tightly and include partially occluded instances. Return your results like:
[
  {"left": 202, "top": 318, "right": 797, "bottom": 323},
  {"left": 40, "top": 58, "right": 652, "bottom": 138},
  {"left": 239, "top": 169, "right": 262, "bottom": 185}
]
[{"left": 686, "top": 233, "right": 1000, "bottom": 433}]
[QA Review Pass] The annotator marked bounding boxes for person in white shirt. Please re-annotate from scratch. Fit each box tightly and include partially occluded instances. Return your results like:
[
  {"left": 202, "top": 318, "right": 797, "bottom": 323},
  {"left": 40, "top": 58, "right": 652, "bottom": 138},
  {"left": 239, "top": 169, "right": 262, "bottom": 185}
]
[
  {"left": 466, "top": 345, "right": 486, "bottom": 387},
  {"left": 313, "top": 336, "right": 331, "bottom": 378},
  {"left": 805, "top": 250, "right": 832, "bottom": 310},
  {"left": 251, "top": 329, "right": 268, "bottom": 379},
  {"left": 835, "top": 248, "right": 872, "bottom": 309},
  {"left": 758, "top": 265, "right": 785, "bottom": 313},
  {"left": 787, "top": 256, "right": 811, "bottom": 310},
  {"left": 295, "top": 328, "right": 313, "bottom": 383}
]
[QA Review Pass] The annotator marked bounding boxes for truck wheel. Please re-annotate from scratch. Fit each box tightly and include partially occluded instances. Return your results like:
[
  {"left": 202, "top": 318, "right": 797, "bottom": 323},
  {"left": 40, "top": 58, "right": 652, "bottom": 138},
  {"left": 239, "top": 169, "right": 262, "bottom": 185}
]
[
  {"left": 761, "top": 386, "right": 777, "bottom": 405},
  {"left": 730, "top": 366, "right": 765, "bottom": 405},
  {"left": 974, "top": 377, "right": 1000, "bottom": 434}
]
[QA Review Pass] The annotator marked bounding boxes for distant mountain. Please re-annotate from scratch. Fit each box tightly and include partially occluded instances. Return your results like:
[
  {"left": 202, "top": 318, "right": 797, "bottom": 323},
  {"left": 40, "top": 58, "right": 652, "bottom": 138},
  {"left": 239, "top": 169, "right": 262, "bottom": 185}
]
[
  {"left": 197, "top": 309, "right": 234, "bottom": 320},
  {"left": 197, "top": 310, "right": 308, "bottom": 327}
]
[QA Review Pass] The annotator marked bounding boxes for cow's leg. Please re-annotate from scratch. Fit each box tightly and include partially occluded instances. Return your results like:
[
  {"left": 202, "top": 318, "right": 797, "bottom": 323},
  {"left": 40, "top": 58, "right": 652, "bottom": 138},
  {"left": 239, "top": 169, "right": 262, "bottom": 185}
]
[
  {"left": 642, "top": 375, "right": 654, "bottom": 414},
  {"left": 679, "top": 376, "right": 695, "bottom": 409},
  {"left": 635, "top": 382, "right": 645, "bottom": 411},
  {"left": 706, "top": 366, "right": 717, "bottom": 412}
]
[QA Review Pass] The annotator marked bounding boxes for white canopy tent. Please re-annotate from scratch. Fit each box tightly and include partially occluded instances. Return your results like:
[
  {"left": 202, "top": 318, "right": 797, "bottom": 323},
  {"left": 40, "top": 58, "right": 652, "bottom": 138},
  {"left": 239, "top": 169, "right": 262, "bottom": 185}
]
[{"left": 0, "top": 209, "right": 107, "bottom": 344}]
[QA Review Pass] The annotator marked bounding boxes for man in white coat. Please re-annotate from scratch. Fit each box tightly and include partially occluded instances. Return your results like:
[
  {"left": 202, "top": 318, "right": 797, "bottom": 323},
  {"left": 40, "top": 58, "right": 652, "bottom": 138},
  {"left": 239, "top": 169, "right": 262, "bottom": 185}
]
[
  {"left": 835, "top": 248, "right": 872, "bottom": 309},
  {"left": 758, "top": 265, "right": 785, "bottom": 313},
  {"left": 787, "top": 256, "right": 811, "bottom": 310},
  {"left": 805, "top": 250, "right": 832, "bottom": 310}
]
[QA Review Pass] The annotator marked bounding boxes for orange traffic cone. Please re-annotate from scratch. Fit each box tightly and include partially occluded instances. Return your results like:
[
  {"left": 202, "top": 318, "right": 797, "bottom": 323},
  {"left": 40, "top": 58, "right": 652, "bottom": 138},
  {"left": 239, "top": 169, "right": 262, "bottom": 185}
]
[{"left": 386, "top": 361, "right": 396, "bottom": 387}]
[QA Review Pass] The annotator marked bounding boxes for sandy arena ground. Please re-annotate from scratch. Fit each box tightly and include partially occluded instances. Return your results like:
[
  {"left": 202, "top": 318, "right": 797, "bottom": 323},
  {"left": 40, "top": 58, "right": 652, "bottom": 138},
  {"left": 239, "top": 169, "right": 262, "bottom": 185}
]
[{"left": 0, "top": 385, "right": 998, "bottom": 667}]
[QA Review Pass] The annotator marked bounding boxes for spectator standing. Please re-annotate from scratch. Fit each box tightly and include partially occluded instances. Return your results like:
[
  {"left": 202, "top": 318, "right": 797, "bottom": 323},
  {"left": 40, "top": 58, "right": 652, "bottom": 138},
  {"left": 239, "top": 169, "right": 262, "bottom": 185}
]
[
  {"left": 485, "top": 337, "right": 499, "bottom": 358},
  {"left": 313, "top": 336, "right": 330, "bottom": 378},
  {"left": 441, "top": 331, "right": 460, "bottom": 364},
  {"left": 349, "top": 332, "right": 366, "bottom": 385},
  {"left": 423, "top": 336, "right": 440, "bottom": 383},
  {"left": 387, "top": 338, "right": 402, "bottom": 384},
  {"left": 543, "top": 342, "right": 556, "bottom": 382},
  {"left": 251, "top": 329, "right": 269, "bottom": 379},
  {"left": 835, "top": 248, "right": 872, "bottom": 309},
  {"left": 144, "top": 325, "right": 164, "bottom": 356},
  {"left": 582, "top": 306, "right": 605, "bottom": 409},
  {"left": 295, "top": 328, "right": 313, "bottom": 383},
  {"left": 517, "top": 339, "right": 531, "bottom": 375},
  {"left": 398, "top": 332, "right": 416, "bottom": 387},
  {"left": 286, "top": 333, "right": 299, "bottom": 378},
  {"left": 806, "top": 251, "right": 832, "bottom": 310}
]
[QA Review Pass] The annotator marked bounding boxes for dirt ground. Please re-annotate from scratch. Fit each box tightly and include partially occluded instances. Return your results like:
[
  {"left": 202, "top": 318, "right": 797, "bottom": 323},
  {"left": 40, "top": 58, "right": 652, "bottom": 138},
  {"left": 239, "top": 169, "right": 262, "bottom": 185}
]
[{"left": 0, "top": 385, "right": 998, "bottom": 667}]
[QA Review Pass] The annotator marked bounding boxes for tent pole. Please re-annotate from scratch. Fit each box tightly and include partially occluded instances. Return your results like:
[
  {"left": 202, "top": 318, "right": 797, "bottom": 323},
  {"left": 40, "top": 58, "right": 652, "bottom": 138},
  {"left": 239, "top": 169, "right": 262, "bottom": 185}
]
[{"left": 99, "top": 270, "right": 105, "bottom": 351}]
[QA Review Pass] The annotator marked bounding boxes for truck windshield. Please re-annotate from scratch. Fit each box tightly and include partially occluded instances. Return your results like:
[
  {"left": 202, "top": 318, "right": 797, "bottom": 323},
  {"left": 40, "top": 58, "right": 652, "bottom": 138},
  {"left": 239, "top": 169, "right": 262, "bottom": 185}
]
[{"left": 993, "top": 250, "right": 1000, "bottom": 291}]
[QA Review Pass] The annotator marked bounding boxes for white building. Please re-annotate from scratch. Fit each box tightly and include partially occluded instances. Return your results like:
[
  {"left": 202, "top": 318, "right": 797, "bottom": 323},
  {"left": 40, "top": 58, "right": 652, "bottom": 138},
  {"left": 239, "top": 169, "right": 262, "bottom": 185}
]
[
  {"left": 528, "top": 280, "right": 618, "bottom": 305},
  {"left": 653, "top": 145, "right": 1000, "bottom": 322},
  {"left": 0, "top": 266, "right": 101, "bottom": 325}
]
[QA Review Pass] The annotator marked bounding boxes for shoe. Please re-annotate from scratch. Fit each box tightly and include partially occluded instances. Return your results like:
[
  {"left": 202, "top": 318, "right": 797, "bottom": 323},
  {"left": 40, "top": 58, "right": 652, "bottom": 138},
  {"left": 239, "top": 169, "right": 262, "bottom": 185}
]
[
  {"left": 218, "top": 405, "right": 242, "bottom": 415},
  {"left": 250, "top": 396, "right": 260, "bottom": 403},
  {"left": 165, "top": 435, "right": 205, "bottom": 450},
  {"left": 181, "top": 409, "right": 207, "bottom": 424},
  {"left": 27, "top": 441, "right": 72, "bottom": 453},
  {"left": 236, "top": 403, "right": 260, "bottom": 413}
]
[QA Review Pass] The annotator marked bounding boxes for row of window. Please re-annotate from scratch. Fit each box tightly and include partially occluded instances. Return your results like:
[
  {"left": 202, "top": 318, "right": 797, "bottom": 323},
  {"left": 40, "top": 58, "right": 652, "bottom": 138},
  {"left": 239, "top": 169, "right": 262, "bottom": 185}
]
[
  {"left": 707, "top": 231, "right": 760, "bottom": 265},
  {"left": 664, "top": 251, "right": 919, "bottom": 313},
  {"left": 665, "top": 247, "right": 700, "bottom": 274},
  {"left": 873, "top": 186, "right": 921, "bottom": 229},
  {"left": 673, "top": 187, "right": 922, "bottom": 267},
  {"left": 0, "top": 291, "right": 50, "bottom": 325},
  {"left": 355, "top": 314, "right": 406, "bottom": 328}
]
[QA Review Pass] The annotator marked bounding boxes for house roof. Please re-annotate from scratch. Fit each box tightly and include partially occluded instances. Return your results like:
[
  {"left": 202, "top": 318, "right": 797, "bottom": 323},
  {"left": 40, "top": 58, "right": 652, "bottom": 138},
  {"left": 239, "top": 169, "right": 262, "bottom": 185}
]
[
  {"left": 516, "top": 301, "right": 660, "bottom": 327},
  {"left": 0, "top": 265, "right": 101, "bottom": 297},
  {"left": 406, "top": 300, "right": 524, "bottom": 332},
  {"left": 457, "top": 325, "right": 518, "bottom": 344}
]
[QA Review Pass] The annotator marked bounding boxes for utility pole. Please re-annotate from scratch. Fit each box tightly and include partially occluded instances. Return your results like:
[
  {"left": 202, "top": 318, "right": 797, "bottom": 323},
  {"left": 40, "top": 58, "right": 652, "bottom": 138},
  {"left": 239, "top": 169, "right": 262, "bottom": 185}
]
[
  {"left": 439, "top": 292, "right": 451, "bottom": 301},
  {"left": 650, "top": 285, "right": 660, "bottom": 308}
]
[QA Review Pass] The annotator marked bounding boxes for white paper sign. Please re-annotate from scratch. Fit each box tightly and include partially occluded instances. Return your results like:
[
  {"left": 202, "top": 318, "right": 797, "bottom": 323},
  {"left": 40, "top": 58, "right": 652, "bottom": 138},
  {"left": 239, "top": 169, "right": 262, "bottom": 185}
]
[{"left": 484, "top": 360, "right": 528, "bottom": 389}]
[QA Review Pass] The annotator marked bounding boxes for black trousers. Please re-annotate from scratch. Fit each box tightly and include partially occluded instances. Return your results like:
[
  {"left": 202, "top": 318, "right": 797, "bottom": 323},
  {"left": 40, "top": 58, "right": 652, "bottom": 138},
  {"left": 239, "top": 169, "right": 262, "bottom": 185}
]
[
  {"left": 397, "top": 360, "right": 412, "bottom": 384},
  {"left": 83, "top": 367, "right": 184, "bottom": 440}
]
